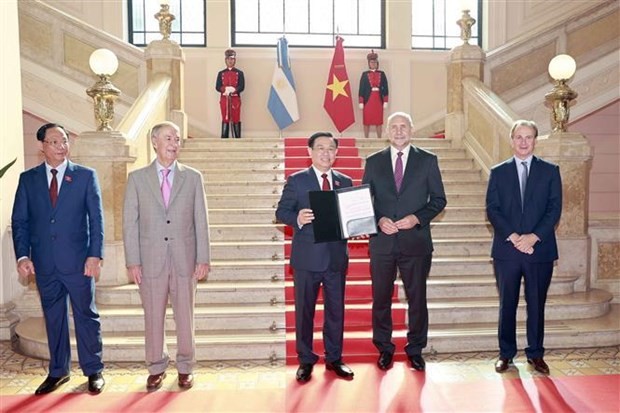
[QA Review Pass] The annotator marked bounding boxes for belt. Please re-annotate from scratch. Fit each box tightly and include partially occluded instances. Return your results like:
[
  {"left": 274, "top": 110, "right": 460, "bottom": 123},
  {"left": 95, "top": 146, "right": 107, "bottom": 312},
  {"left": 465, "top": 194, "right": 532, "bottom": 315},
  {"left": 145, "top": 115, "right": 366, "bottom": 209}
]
[{"left": 371, "top": 87, "right": 380, "bottom": 91}]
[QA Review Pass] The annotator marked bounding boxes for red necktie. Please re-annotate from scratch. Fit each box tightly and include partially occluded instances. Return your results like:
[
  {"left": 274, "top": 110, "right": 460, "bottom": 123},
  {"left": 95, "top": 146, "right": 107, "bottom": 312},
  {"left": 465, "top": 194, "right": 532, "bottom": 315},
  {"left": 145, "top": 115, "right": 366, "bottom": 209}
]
[
  {"left": 50, "top": 169, "right": 58, "bottom": 208},
  {"left": 394, "top": 152, "right": 403, "bottom": 191},
  {"left": 321, "top": 173, "right": 331, "bottom": 191}
]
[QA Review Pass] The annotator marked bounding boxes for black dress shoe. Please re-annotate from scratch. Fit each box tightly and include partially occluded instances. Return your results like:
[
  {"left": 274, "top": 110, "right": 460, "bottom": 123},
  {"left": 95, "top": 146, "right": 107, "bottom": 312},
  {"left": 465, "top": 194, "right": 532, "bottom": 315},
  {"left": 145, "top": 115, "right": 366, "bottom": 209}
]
[
  {"left": 495, "top": 358, "right": 513, "bottom": 373},
  {"left": 35, "top": 375, "right": 70, "bottom": 395},
  {"left": 325, "top": 360, "right": 354, "bottom": 379},
  {"left": 528, "top": 357, "right": 550, "bottom": 374},
  {"left": 377, "top": 352, "right": 394, "bottom": 370},
  {"left": 409, "top": 354, "right": 426, "bottom": 371},
  {"left": 296, "top": 363, "right": 313, "bottom": 382},
  {"left": 88, "top": 372, "right": 105, "bottom": 394}
]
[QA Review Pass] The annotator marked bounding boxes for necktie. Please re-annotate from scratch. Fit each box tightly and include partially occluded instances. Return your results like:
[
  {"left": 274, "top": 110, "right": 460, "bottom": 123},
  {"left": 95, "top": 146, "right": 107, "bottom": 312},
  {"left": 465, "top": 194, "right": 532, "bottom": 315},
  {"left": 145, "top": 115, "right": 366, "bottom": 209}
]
[
  {"left": 520, "top": 161, "right": 528, "bottom": 210},
  {"left": 394, "top": 151, "right": 404, "bottom": 192},
  {"left": 161, "top": 168, "right": 171, "bottom": 207},
  {"left": 321, "top": 173, "right": 331, "bottom": 191},
  {"left": 49, "top": 169, "right": 58, "bottom": 208}
]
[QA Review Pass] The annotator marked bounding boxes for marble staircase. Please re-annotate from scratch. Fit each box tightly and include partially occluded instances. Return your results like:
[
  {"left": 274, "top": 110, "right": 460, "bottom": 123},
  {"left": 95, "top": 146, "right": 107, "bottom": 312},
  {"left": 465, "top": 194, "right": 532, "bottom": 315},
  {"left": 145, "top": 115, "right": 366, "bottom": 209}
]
[{"left": 15, "top": 136, "right": 619, "bottom": 363}]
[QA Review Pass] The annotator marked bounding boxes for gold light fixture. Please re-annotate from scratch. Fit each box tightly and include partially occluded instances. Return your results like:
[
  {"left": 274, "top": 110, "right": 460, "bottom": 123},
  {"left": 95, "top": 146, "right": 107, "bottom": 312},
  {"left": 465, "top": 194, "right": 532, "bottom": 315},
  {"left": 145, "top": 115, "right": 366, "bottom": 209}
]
[
  {"left": 86, "top": 48, "right": 121, "bottom": 131},
  {"left": 545, "top": 54, "right": 578, "bottom": 132},
  {"left": 155, "top": 0, "right": 175, "bottom": 40}
]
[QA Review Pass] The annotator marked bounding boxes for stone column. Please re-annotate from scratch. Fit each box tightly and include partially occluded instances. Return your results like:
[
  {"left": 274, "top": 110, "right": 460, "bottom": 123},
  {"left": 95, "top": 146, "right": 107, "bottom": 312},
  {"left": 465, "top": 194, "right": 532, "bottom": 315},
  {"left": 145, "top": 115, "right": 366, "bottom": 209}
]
[
  {"left": 70, "top": 131, "right": 136, "bottom": 286},
  {"left": 537, "top": 132, "right": 593, "bottom": 291},
  {"left": 445, "top": 44, "right": 485, "bottom": 146},
  {"left": 145, "top": 40, "right": 187, "bottom": 140}
]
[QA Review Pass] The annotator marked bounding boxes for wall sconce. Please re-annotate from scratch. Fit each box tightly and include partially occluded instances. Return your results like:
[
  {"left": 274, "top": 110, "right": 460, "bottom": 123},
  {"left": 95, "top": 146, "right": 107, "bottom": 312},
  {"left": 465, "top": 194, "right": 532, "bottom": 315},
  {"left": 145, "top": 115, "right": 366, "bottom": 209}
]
[
  {"left": 545, "top": 54, "right": 578, "bottom": 133},
  {"left": 457, "top": 0, "right": 476, "bottom": 45},
  {"left": 155, "top": 0, "right": 176, "bottom": 41},
  {"left": 86, "top": 48, "right": 121, "bottom": 132}
]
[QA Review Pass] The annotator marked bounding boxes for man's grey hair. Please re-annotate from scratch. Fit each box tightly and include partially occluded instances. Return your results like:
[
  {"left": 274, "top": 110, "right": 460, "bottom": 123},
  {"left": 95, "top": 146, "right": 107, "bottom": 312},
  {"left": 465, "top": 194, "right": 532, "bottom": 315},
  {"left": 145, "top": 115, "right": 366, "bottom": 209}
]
[{"left": 387, "top": 112, "right": 414, "bottom": 128}]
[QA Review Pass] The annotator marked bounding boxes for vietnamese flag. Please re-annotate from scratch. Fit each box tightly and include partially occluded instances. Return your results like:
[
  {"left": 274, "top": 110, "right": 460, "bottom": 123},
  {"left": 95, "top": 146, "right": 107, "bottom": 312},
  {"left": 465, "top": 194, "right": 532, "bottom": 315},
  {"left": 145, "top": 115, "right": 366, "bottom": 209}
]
[{"left": 323, "top": 36, "right": 355, "bottom": 132}]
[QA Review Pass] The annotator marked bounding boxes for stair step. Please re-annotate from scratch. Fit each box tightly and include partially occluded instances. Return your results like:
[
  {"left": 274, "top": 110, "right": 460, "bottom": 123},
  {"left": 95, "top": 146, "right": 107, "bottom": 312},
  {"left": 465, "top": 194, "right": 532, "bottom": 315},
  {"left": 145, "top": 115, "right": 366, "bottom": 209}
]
[
  {"left": 283, "top": 274, "right": 576, "bottom": 303},
  {"left": 200, "top": 169, "right": 481, "bottom": 183},
  {"left": 282, "top": 289, "right": 611, "bottom": 328},
  {"left": 284, "top": 303, "right": 620, "bottom": 363},
  {"left": 16, "top": 317, "right": 286, "bottom": 362},
  {"left": 97, "top": 281, "right": 285, "bottom": 306},
  {"left": 203, "top": 180, "right": 488, "bottom": 194},
  {"left": 93, "top": 303, "right": 285, "bottom": 333}
]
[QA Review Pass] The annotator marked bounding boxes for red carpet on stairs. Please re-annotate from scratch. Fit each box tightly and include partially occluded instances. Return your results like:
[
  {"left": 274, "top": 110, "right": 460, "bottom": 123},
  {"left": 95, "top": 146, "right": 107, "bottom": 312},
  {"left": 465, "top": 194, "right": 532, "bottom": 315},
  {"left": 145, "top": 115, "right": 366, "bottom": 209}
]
[{"left": 282, "top": 137, "right": 406, "bottom": 365}]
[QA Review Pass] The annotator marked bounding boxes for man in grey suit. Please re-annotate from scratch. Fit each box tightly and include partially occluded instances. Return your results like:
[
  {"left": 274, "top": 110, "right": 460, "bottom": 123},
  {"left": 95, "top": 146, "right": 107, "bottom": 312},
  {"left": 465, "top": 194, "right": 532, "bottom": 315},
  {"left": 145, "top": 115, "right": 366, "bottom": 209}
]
[
  {"left": 123, "top": 121, "right": 210, "bottom": 391},
  {"left": 362, "top": 112, "right": 446, "bottom": 372}
]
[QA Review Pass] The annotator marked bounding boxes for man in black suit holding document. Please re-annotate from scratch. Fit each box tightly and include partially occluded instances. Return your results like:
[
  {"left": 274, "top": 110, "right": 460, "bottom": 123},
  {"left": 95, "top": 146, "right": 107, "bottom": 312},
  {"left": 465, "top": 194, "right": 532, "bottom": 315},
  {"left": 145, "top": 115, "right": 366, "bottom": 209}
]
[{"left": 276, "top": 132, "right": 354, "bottom": 382}]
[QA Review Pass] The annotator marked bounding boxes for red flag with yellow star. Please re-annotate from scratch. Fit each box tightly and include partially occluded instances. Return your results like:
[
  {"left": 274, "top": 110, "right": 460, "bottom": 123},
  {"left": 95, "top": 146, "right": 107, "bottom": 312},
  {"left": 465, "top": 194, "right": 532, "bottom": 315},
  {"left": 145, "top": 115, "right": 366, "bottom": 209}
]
[{"left": 323, "top": 36, "right": 355, "bottom": 132}]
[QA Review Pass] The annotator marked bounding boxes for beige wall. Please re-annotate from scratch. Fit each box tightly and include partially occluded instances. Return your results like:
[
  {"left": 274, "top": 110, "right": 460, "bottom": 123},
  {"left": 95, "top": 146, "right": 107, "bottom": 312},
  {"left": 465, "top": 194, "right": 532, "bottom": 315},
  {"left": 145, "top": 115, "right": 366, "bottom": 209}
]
[
  {"left": 1, "top": 0, "right": 26, "bottom": 311},
  {"left": 571, "top": 100, "right": 620, "bottom": 217}
]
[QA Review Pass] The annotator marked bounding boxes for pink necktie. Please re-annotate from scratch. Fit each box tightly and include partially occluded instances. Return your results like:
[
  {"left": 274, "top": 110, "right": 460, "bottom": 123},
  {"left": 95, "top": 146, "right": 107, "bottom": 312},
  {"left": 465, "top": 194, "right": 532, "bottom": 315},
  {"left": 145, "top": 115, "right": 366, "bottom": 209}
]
[
  {"left": 161, "top": 169, "right": 171, "bottom": 207},
  {"left": 394, "top": 152, "right": 403, "bottom": 191}
]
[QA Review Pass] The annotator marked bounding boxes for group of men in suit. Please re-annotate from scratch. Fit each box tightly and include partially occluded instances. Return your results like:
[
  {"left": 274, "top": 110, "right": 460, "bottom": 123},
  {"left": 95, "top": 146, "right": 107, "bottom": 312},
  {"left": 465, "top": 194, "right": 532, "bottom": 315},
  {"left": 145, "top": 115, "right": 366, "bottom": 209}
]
[
  {"left": 10, "top": 113, "right": 561, "bottom": 394},
  {"left": 11, "top": 121, "right": 210, "bottom": 395},
  {"left": 277, "top": 113, "right": 561, "bottom": 382}
]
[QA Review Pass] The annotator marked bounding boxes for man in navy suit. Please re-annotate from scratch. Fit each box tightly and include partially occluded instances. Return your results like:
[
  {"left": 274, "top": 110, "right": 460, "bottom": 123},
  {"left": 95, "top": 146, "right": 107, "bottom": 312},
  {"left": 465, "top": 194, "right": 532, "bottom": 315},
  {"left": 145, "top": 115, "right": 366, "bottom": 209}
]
[
  {"left": 11, "top": 123, "right": 105, "bottom": 394},
  {"left": 486, "top": 120, "right": 562, "bottom": 375},
  {"left": 362, "top": 112, "right": 446, "bottom": 372},
  {"left": 276, "top": 132, "right": 354, "bottom": 382}
]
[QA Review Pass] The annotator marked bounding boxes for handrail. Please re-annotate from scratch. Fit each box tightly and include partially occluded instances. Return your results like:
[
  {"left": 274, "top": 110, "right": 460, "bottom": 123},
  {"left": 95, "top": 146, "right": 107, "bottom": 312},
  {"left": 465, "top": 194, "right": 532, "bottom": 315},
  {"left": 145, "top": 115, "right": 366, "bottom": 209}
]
[
  {"left": 117, "top": 74, "right": 172, "bottom": 170},
  {"left": 461, "top": 77, "right": 518, "bottom": 176}
]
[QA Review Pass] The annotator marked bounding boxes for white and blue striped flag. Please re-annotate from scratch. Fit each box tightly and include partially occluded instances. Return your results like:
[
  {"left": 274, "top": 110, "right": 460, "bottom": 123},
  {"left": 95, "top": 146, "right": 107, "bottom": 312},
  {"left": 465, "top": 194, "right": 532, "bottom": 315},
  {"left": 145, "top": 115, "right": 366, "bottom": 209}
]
[{"left": 268, "top": 37, "right": 299, "bottom": 130}]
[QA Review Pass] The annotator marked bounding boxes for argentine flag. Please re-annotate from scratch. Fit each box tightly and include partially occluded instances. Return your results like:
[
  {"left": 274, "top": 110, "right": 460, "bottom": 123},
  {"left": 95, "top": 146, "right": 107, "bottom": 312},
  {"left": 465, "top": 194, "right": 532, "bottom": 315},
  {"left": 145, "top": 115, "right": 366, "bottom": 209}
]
[{"left": 268, "top": 37, "right": 300, "bottom": 130}]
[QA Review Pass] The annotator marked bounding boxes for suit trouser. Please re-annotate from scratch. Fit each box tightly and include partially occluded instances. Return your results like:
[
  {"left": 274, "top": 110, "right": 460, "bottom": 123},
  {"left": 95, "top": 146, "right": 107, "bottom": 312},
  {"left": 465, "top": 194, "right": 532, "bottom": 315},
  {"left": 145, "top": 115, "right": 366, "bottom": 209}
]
[
  {"left": 293, "top": 269, "right": 346, "bottom": 365},
  {"left": 36, "top": 270, "right": 103, "bottom": 377},
  {"left": 494, "top": 259, "right": 553, "bottom": 359},
  {"left": 139, "top": 251, "right": 197, "bottom": 375},
  {"left": 370, "top": 252, "right": 432, "bottom": 356}
]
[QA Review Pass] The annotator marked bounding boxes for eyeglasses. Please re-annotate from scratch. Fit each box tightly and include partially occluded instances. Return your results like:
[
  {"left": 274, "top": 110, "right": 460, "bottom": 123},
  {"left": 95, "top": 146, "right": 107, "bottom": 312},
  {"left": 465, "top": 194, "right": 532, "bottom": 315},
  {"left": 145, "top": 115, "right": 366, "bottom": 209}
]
[{"left": 43, "top": 139, "right": 69, "bottom": 147}]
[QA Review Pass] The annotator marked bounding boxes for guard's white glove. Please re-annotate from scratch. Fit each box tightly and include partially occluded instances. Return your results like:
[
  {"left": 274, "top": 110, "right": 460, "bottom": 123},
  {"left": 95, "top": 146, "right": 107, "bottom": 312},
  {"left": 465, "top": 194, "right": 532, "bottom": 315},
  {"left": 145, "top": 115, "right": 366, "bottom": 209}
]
[
  {"left": 224, "top": 86, "right": 235, "bottom": 95},
  {"left": 359, "top": 103, "right": 364, "bottom": 109},
  {"left": 383, "top": 102, "right": 388, "bottom": 108}
]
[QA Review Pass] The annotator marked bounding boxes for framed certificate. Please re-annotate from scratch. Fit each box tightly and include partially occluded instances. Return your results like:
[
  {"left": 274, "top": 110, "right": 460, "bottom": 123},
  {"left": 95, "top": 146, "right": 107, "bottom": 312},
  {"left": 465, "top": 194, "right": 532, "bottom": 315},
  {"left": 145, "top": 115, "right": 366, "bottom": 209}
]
[{"left": 309, "top": 184, "right": 377, "bottom": 243}]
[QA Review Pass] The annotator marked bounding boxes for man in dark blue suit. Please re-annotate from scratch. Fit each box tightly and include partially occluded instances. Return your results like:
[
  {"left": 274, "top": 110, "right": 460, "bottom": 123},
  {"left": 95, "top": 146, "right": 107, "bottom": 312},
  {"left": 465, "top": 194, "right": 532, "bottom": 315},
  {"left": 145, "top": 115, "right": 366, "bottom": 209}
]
[
  {"left": 486, "top": 120, "right": 562, "bottom": 375},
  {"left": 276, "top": 132, "right": 354, "bottom": 382},
  {"left": 362, "top": 112, "right": 446, "bottom": 372},
  {"left": 11, "top": 123, "right": 105, "bottom": 394}
]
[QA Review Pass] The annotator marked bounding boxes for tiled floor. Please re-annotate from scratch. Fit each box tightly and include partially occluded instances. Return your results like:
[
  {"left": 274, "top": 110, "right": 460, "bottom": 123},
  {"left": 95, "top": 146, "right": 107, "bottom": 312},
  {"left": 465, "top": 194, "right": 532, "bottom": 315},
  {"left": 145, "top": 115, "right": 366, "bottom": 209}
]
[{"left": 1, "top": 341, "right": 618, "bottom": 396}]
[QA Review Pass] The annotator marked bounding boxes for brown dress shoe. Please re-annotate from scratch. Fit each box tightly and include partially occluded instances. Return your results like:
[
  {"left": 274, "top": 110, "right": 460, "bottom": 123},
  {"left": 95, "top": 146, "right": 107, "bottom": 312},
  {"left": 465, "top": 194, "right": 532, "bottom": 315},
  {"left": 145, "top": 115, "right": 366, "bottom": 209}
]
[
  {"left": 146, "top": 372, "right": 167, "bottom": 391},
  {"left": 495, "top": 358, "right": 513, "bottom": 373},
  {"left": 178, "top": 373, "right": 194, "bottom": 389},
  {"left": 528, "top": 358, "right": 550, "bottom": 374}
]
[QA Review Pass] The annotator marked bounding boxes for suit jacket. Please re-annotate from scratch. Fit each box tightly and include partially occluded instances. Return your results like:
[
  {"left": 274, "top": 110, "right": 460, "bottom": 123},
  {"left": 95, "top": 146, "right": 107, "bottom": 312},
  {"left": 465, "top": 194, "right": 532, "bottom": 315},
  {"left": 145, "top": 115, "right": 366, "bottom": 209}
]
[
  {"left": 486, "top": 156, "right": 562, "bottom": 263},
  {"left": 362, "top": 146, "right": 447, "bottom": 256},
  {"left": 276, "top": 168, "right": 352, "bottom": 273},
  {"left": 11, "top": 161, "right": 104, "bottom": 276},
  {"left": 123, "top": 161, "right": 210, "bottom": 278}
]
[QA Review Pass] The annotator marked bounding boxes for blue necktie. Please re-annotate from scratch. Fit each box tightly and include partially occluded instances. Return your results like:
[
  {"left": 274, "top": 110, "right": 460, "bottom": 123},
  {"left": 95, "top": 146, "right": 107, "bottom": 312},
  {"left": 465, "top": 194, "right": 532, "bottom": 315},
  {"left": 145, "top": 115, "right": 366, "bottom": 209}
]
[{"left": 520, "top": 161, "right": 528, "bottom": 210}]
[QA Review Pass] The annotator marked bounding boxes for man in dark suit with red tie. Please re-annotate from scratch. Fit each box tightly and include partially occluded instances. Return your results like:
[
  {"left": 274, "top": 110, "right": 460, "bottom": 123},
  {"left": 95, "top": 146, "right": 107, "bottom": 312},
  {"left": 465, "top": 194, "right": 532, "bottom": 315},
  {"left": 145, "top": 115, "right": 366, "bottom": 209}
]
[
  {"left": 11, "top": 123, "right": 105, "bottom": 394},
  {"left": 362, "top": 112, "right": 446, "bottom": 372},
  {"left": 486, "top": 120, "right": 562, "bottom": 375},
  {"left": 276, "top": 132, "right": 354, "bottom": 382}
]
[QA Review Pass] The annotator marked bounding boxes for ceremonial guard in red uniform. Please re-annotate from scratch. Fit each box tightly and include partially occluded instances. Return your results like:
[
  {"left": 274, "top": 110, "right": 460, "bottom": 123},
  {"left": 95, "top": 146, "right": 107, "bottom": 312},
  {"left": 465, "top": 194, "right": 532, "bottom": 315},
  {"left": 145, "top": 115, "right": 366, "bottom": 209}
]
[
  {"left": 358, "top": 51, "right": 389, "bottom": 139},
  {"left": 215, "top": 49, "right": 245, "bottom": 138}
]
